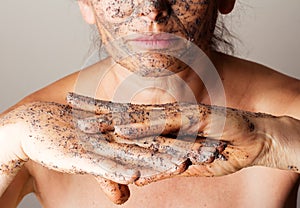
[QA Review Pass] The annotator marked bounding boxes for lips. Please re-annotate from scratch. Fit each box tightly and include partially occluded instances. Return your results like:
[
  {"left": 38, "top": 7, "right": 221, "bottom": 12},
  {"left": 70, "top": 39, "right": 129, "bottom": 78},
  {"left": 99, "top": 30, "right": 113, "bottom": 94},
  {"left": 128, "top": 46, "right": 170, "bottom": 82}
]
[
  {"left": 133, "top": 34, "right": 177, "bottom": 41},
  {"left": 126, "top": 34, "right": 181, "bottom": 50}
]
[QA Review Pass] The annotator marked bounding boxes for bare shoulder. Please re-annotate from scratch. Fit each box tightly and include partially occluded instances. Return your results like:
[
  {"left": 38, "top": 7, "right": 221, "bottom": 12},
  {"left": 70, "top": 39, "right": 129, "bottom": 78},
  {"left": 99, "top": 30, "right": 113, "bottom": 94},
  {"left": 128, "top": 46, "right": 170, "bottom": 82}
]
[{"left": 219, "top": 53, "right": 300, "bottom": 117}]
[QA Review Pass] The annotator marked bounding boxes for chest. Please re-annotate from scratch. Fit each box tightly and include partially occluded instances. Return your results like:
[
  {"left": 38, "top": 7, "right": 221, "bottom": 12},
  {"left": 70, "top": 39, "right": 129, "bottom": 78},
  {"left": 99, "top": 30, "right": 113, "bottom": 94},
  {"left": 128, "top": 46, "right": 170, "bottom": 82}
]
[{"left": 31, "top": 165, "right": 295, "bottom": 208}]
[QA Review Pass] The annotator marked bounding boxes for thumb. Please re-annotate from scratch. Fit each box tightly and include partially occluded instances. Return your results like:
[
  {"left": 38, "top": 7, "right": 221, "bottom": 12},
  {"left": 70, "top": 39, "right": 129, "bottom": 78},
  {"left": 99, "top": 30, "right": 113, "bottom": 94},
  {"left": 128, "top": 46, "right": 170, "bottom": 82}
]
[{"left": 95, "top": 176, "right": 130, "bottom": 205}]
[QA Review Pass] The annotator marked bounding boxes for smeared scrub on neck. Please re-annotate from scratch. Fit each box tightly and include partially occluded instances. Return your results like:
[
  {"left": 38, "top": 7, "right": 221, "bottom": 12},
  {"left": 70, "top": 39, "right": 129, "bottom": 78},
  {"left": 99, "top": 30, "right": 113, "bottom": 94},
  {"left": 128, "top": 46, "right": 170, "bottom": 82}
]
[{"left": 90, "top": 0, "right": 218, "bottom": 77}]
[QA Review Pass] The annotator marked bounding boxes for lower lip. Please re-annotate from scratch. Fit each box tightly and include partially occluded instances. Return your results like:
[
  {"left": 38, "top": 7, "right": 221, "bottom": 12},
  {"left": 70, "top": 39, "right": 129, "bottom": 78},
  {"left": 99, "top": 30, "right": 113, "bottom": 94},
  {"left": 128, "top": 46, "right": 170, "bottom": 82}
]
[{"left": 128, "top": 39, "right": 179, "bottom": 50}]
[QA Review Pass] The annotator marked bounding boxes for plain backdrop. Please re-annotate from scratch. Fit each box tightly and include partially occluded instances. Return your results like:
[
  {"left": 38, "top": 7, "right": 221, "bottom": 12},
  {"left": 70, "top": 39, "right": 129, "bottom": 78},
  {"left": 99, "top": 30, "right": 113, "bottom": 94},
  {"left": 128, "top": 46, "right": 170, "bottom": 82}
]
[{"left": 0, "top": 0, "right": 299, "bottom": 207}]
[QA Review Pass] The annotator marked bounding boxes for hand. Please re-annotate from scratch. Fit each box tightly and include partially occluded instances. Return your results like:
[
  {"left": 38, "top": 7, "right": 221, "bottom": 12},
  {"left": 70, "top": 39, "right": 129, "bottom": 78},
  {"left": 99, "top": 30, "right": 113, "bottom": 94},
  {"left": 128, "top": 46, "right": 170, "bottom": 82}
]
[
  {"left": 2, "top": 98, "right": 216, "bottom": 205},
  {"left": 0, "top": 102, "right": 134, "bottom": 204},
  {"left": 67, "top": 92, "right": 277, "bottom": 185}
]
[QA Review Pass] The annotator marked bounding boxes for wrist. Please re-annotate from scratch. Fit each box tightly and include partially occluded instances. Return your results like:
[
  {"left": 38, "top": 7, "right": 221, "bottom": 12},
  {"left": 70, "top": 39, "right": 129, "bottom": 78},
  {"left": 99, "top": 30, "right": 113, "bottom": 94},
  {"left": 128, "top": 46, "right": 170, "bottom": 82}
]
[
  {"left": 254, "top": 115, "right": 300, "bottom": 172},
  {"left": 274, "top": 116, "right": 300, "bottom": 172}
]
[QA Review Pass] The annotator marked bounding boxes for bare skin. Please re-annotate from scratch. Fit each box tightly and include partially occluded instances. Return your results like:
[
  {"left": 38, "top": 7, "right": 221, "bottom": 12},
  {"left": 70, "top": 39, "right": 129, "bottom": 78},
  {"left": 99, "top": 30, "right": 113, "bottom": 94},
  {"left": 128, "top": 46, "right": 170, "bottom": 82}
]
[
  {"left": 1, "top": 53, "right": 300, "bottom": 207},
  {"left": 1, "top": 0, "right": 300, "bottom": 207}
]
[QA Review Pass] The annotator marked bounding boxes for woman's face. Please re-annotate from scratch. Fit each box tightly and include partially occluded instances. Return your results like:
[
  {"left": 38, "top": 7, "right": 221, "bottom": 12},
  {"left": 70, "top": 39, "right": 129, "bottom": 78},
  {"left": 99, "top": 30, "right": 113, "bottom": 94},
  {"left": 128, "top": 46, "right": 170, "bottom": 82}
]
[{"left": 90, "top": 0, "right": 218, "bottom": 77}]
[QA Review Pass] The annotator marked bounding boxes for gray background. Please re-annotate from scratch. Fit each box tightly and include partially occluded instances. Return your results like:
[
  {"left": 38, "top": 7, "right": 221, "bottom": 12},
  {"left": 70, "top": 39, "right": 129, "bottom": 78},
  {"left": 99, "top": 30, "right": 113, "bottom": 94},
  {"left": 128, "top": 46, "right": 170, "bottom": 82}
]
[{"left": 0, "top": 0, "right": 299, "bottom": 207}]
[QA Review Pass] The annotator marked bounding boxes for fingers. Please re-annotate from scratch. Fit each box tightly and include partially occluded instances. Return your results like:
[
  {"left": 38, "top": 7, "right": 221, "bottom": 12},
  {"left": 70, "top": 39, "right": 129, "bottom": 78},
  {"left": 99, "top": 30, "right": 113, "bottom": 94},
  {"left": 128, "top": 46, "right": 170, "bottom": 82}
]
[
  {"left": 112, "top": 135, "right": 227, "bottom": 164},
  {"left": 113, "top": 110, "right": 205, "bottom": 139},
  {"left": 19, "top": 102, "right": 191, "bottom": 184},
  {"left": 74, "top": 111, "right": 158, "bottom": 134},
  {"left": 69, "top": 92, "right": 257, "bottom": 143},
  {"left": 180, "top": 144, "right": 261, "bottom": 177},
  {"left": 77, "top": 132, "right": 188, "bottom": 173},
  {"left": 75, "top": 112, "right": 170, "bottom": 136},
  {"left": 135, "top": 159, "right": 190, "bottom": 186},
  {"left": 19, "top": 102, "right": 140, "bottom": 184},
  {"left": 67, "top": 92, "right": 131, "bottom": 114},
  {"left": 75, "top": 119, "right": 228, "bottom": 184},
  {"left": 68, "top": 92, "right": 273, "bottom": 180},
  {"left": 67, "top": 92, "right": 175, "bottom": 114},
  {"left": 23, "top": 130, "right": 140, "bottom": 184},
  {"left": 114, "top": 122, "right": 166, "bottom": 139},
  {"left": 95, "top": 176, "right": 130, "bottom": 205},
  {"left": 181, "top": 150, "right": 234, "bottom": 177},
  {"left": 68, "top": 93, "right": 236, "bottom": 178},
  {"left": 109, "top": 134, "right": 228, "bottom": 185},
  {"left": 133, "top": 138, "right": 227, "bottom": 185},
  {"left": 69, "top": 92, "right": 210, "bottom": 137},
  {"left": 76, "top": 115, "right": 115, "bottom": 134}
]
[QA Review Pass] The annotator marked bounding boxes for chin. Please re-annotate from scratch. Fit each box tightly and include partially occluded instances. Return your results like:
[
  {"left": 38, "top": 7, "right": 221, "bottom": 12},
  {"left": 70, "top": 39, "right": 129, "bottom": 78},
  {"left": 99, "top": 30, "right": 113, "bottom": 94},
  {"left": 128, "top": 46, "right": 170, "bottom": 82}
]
[{"left": 116, "top": 53, "right": 188, "bottom": 77}]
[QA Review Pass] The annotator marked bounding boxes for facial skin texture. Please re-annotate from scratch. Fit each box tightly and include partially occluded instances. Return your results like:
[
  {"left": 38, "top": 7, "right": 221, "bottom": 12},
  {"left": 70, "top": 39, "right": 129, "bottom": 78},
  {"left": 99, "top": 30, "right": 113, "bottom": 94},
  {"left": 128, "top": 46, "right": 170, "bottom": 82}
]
[{"left": 88, "top": 0, "right": 219, "bottom": 77}]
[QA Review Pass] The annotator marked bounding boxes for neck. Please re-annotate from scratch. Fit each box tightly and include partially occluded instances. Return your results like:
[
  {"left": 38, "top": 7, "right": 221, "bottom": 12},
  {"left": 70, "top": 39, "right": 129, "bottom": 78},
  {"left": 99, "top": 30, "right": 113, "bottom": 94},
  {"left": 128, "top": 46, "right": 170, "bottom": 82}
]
[{"left": 95, "top": 51, "right": 224, "bottom": 105}]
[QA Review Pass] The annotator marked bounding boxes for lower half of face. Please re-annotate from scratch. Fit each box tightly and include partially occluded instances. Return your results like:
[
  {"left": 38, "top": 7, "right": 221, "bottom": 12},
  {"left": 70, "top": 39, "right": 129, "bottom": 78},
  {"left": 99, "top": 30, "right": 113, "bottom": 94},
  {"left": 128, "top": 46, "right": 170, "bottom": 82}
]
[{"left": 91, "top": 0, "right": 218, "bottom": 77}]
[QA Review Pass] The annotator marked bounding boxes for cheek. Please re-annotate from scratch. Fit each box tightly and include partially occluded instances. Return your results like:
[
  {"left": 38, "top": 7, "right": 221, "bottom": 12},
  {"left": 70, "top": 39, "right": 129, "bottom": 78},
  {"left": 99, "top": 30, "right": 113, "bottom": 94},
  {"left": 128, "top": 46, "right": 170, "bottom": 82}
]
[
  {"left": 171, "top": 0, "right": 209, "bottom": 17},
  {"left": 92, "top": 0, "right": 136, "bottom": 24},
  {"left": 118, "top": 18, "right": 148, "bottom": 33},
  {"left": 171, "top": 1, "right": 213, "bottom": 37}
]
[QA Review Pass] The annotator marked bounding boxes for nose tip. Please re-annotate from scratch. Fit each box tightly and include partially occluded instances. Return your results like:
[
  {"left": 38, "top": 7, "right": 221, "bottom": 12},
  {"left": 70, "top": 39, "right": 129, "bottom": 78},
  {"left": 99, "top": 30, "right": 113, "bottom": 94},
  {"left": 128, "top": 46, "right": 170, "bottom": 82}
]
[
  {"left": 140, "top": 0, "right": 170, "bottom": 23},
  {"left": 147, "top": 9, "right": 169, "bottom": 22}
]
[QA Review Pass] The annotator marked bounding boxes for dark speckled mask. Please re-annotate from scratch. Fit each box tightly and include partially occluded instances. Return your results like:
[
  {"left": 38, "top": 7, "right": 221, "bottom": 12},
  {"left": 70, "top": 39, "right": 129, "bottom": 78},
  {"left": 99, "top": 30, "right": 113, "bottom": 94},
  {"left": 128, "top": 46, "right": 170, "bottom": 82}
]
[{"left": 90, "top": 0, "right": 218, "bottom": 77}]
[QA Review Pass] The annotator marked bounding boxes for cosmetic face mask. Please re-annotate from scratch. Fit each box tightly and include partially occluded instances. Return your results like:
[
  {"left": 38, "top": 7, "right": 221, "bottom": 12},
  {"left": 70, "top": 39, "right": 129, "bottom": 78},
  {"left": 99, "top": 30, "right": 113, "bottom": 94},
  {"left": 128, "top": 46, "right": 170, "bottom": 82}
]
[{"left": 90, "top": 0, "right": 216, "bottom": 77}]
